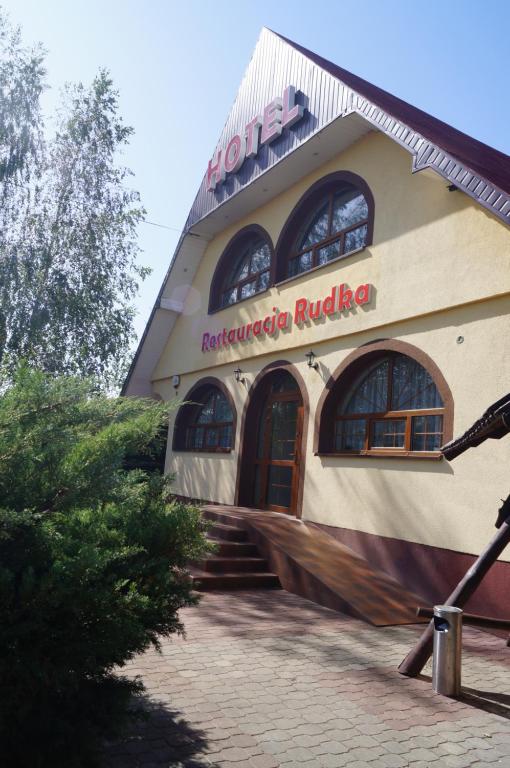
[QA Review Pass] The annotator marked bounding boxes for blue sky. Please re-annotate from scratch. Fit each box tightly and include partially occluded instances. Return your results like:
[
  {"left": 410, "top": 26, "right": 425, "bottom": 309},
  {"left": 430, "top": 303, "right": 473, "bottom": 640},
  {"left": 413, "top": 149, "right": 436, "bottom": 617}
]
[{"left": 3, "top": 0, "right": 510, "bottom": 343}]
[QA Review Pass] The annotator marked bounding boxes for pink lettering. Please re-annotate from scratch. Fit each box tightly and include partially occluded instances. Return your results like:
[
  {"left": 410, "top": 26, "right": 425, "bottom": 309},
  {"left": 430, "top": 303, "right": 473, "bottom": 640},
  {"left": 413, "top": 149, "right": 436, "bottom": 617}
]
[
  {"left": 323, "top": 286, "right": 337, "bottom": 315},
  {"left": 309, "top": 300, "right": 322, "bottom": 320},
  {"left": 282, "top": 86, "right": 304, "bottom": 128},
  {"left": 355, "top": 284, "right": 371, "bottom": 306},
  {"left": 201, "top": 333, "right": 210, "bottom": 352},
  {"left": 338, "top": 284, "right": 353, "bottom": 312},
  {"left": 224, "top": 134, "right": 246, "bottom": 173},
  {"left": 261, "top": 98, "right": 283, "bottom": 145},
  {"left": 294, "top": 298, "right": 308, "bottom": 325},
  {"left": 207, "top": 149, "right": 223, "bottom": 191},
  {"left": 245, "top": 116, "right": 262, "bottom": 157},
  {"left": 278, "top": 311, "right": 290, "bottom": 330}
]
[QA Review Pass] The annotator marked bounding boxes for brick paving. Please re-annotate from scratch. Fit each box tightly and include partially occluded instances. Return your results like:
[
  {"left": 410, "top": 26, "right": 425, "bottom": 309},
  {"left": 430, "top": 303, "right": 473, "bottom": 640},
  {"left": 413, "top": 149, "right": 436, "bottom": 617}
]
[{"left": 103, "top": 590, "right": 510, "bottom": 767}]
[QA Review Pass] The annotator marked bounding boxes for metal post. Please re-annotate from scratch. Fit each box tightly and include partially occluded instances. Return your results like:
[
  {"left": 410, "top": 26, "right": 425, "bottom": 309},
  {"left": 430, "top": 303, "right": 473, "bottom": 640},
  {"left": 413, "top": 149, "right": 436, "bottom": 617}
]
[
  {"left": 432, "top": 606, "right": 462, "bottom": 697},
  {"left": 398, "top": 516, "right": 510, "bottom": 677}
]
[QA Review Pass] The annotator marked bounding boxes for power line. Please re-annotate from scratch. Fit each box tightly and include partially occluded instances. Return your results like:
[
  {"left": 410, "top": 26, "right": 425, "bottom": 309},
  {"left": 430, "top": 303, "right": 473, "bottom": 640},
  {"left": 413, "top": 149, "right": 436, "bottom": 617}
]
[{"left": 142, "top": 219, "right": 182, "bottom": 233}]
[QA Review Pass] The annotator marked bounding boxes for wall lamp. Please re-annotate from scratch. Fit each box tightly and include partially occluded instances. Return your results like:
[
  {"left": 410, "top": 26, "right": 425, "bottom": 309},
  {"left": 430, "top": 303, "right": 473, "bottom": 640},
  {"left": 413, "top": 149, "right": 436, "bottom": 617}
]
[
  {"left": 305, "top": 350, "right": 319, "bottom": 370},
  {"left": 234, "top": 367, "right": 245, "bottom": 384}
]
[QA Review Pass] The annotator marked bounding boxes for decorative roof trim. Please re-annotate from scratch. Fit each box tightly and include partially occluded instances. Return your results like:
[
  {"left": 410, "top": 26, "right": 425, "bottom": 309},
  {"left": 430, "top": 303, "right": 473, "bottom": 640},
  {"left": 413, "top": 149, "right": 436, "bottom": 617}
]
[{"left": 352, "top": 96, "right": 510, "bottom": 224}]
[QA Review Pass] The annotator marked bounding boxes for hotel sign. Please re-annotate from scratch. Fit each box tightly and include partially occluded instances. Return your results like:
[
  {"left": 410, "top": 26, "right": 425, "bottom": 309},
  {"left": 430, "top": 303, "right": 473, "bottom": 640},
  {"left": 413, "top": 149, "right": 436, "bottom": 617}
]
[
  {"left": 207, "top": 85, "right": 305, "bottom": 191},
  {"left": 201, "top": 282, "right": 372, "bottom": 352}
]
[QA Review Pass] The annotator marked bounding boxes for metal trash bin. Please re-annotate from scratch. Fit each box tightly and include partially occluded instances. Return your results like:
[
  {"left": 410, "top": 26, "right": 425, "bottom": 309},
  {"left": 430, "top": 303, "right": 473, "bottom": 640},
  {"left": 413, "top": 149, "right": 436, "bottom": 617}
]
[{"left": 432, "top": 605, "right": 463, "bottom": 696}]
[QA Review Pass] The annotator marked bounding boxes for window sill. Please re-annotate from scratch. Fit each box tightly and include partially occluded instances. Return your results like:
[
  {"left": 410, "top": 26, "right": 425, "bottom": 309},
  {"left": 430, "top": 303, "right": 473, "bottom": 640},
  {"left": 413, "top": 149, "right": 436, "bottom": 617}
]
[
  {"left": 315, "top": 450, "right": 443, "bottom": 460},
  {"left": 274, "top": 245, "right": 367, "bottom": 289},
  {"left": 173, "top": 448, "right": 233, "bottom": 454}
]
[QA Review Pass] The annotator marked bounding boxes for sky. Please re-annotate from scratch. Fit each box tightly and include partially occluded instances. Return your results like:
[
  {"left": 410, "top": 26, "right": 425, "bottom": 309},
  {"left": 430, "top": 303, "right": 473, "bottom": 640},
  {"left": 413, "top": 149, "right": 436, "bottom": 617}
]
[{"left": 3, "top": 0, "right": 510, "bottom": 346}]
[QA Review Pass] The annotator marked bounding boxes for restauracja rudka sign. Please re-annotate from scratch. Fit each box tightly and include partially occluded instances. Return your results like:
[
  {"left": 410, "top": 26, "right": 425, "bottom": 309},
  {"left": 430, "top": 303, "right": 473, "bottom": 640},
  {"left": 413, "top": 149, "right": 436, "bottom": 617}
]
[{"left": 201, "top": 282, "right": 372, "bottom": 352}]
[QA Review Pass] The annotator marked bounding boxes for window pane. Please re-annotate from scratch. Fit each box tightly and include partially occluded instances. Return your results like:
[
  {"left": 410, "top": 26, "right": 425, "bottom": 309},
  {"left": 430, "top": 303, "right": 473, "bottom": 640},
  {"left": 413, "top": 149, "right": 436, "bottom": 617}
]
[
  {"left": 332, "top": 190, "right": 368, "bottom": 233},
  {"left": 343, "top": 360, "right": 389, "bottom": 414},
  {"left": 240, "top": 280, "right": 257, "bottom": 299},
  {"left": 250, "top": 244, "right": 271, "bottom": 274},
  {"left": 219, "top": 424, "right": 232, "bottom": 448},
  {"left": 371, "top": 419, "right": 406, "bottom": 449},
  {"left": 187, "top": 426, "right": 204, "bottom": 450},
  {"left": 257, "top": 270, "right": 270, "bottom": 292},
  {"left": 411, "top": 415, "right": 443, "bottom": 451},
  {"left": 288, "top": 250, "right": 312, "bottom": 277},
  {"left": 391, "top": 355, "right": 443, "bottom": 411},
  {"left": 335, "top": 419, "right": 366, "bottom": 451},
  {"left": 205, "top": 428, "right": 218, "bottom": 447},
  {"left": 214, "top": 393, "right": 233, "bottom": 423},
  {"left": 344, "top": 224, "right": 368, "bottom": 253},
  {"left": 221, "top": 287, "right": 237, "bottom": 307},
  {"left": 197, "top": 395, "right": 215, "bottom": 423},
  {"left": 231, "top": 255, "right": 250, "bottom": 283},
  {"left": 299, "top": 201, "right": 329, "bottom": 250},
  {"left": 317, "top": 239, "right": 341, "bottom": 265}
]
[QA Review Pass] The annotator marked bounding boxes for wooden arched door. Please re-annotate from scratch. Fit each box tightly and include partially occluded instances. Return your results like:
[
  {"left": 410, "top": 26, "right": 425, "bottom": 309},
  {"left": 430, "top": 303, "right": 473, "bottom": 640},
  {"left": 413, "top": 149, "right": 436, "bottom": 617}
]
[{"left": 248, "top": 370, "right": 303, "bottom": 515}]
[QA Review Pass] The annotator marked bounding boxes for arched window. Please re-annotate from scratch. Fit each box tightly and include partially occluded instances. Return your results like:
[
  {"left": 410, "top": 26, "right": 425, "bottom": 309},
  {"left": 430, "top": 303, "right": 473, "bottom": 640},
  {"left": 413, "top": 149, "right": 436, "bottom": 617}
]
[
  {"left": 274, "top": 172, "right": 374, "bottom": 283},
  {"left": 334, "top": 353, "right": 444, "bottom": 455},
  {"left": 173, "top": 380, "right": 235, "bottom": 452},
  {"left": 209, "top": 225, "right": 273, "bottom": 313}
]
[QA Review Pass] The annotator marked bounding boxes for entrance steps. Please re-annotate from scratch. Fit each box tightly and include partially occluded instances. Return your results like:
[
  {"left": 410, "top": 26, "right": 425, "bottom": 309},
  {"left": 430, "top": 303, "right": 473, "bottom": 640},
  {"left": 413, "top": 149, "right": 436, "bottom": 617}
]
[
  {"left": 190, "top": 511, "right": 281, "bottom": 591},
  {"left": 199, "top": 505, "right": 428, "bottom": 627}
]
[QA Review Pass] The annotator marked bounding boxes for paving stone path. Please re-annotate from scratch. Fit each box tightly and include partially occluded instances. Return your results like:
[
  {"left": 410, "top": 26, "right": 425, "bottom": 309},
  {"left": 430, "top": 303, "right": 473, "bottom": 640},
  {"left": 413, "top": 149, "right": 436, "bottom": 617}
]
[{"left": 103, "top": 590, "right": 510, "bottom": 768}]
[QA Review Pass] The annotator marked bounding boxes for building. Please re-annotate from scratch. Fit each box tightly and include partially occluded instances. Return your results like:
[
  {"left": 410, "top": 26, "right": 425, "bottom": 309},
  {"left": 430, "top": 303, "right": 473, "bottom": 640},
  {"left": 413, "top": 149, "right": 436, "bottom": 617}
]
[{"left": 123, "top": 29, "right": 510, "bottom": 617}]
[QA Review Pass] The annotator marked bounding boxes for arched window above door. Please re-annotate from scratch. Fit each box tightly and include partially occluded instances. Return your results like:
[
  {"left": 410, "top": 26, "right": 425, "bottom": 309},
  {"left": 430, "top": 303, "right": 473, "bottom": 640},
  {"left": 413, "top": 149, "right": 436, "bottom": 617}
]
[
  {"left": 275, "top": 171, "right": 374, "bottom": 283},
  {"left": 209, "top": 225, "right": 274, "bottom": 313},
  {"left": 315, "top": 341, "right": 453, "bottom": 457}
]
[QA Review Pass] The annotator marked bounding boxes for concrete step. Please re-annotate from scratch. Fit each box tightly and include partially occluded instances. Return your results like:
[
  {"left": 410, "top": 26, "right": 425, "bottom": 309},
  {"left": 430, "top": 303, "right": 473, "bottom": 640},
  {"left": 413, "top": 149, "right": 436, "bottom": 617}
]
[
  {"left": 209, "top": 539, "right": 259, "bottom": 557},
  {"left": 190, "top": 569, "right": 281, "bottom": 591},
  {"left": 199, "top": 556, "right": 268, "bottom": 573},
  {"left": 207, "top": 522, "right": 249, "bottom": 542},
  {"left": 202, "top": 508, "right": 246, "bottom": 529}
]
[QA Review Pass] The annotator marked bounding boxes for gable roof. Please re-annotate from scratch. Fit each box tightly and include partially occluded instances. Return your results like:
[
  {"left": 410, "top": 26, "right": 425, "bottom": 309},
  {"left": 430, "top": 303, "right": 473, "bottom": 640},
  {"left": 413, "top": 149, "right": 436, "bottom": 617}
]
[
  {"left": 278, "top": 32, "right": 510, "bottom": 197},
  {"left": 122, "top": 28, "right": 510, "bottom": 397}
]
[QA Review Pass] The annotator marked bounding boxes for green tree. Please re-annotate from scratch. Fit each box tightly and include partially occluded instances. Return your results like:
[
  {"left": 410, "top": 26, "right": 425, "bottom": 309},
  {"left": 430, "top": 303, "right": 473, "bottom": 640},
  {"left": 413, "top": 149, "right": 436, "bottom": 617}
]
[
  {"left": 0, "top": 12, "right": 147, "bottom": 389},
  {"left": 0, "top": 366, "right": 210, "bottom": 767}
]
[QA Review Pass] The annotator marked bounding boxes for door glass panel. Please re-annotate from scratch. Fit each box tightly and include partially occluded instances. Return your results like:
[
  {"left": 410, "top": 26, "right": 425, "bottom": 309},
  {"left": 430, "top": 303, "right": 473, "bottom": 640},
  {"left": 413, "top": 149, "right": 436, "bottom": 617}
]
[
  {"left": 271, "top": 372, "right": 299, "bottom": 393},
  {"left": 270, "top": 400, "right": 297, "bottom": 460},
  {"left": 267, "top": 465, "right": 292, "bottom": 508},
  {"left": 253, "top": 465, "right": 261, "bottom": 507}
]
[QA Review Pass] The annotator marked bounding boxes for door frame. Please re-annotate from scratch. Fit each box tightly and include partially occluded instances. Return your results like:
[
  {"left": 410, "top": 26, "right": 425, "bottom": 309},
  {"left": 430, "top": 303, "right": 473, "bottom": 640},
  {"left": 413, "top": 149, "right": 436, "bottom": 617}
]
[{"left": 235, "top": 360, "right": 309, "bottom": 519}]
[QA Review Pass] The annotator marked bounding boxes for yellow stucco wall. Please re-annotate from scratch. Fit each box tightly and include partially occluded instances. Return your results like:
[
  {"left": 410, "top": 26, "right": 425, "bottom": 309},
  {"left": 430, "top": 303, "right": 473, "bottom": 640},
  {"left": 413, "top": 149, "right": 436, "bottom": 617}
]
[
  {"left": 153, "top": 131, "right": 510, "bottom": 380},
  {"left": 154, "top": 130, "right": 510, "bottom": 561}
]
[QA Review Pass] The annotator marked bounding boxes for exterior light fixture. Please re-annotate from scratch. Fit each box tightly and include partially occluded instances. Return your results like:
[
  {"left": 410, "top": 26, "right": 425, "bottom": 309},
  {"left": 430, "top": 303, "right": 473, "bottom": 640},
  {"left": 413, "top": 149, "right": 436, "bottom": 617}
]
[
  {"left": 305, "top": 350, "right": 319, "bottom": 370},
  {"left": 234, "top": 367, "right": 245, "bottom": 384}
]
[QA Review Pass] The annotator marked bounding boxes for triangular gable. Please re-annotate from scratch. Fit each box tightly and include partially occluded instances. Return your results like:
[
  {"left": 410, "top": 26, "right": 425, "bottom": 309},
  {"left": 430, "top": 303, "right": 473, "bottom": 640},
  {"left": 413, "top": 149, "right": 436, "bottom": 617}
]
[
  {"left": 185, "top": 28, "right": 510, "bottom": 231},
  {"left": 122, "top": 28, "right": 510, "bottom": 396}
]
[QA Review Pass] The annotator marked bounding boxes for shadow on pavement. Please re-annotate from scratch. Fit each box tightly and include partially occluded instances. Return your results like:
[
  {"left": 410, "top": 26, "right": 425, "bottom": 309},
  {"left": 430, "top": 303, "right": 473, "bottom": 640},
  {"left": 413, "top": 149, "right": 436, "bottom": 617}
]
[
  {"left": 102, "top": 696, "right": 220, "bottom": 768},
  {"left": 459, "top": 686, "right": 510, "bottom": 720}
]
